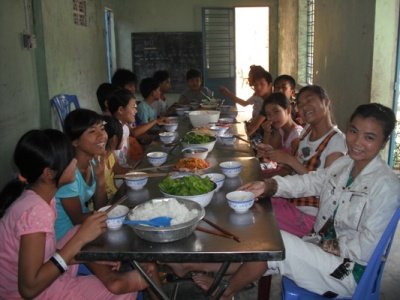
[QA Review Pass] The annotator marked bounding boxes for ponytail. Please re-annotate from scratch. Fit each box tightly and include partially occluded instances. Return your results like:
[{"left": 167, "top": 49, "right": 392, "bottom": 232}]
[{"left": 0, "top": 179, "right": 26, "bottom": 217}]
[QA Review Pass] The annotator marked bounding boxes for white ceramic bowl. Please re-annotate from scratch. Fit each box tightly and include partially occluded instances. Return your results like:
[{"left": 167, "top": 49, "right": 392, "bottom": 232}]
[
  {"left": 98, "top": 205, "right": 129, "bottom": 230},
  {"left": 164, "top": 123, "right": 178, "bottom": 132},
  {"left": 201, "top": 173, "right": 225, "bottom": 191},
  {"left": 208, "top": 125, "right": 229, "bottom": 136},
  {"left": 219, "top": 133, "right": 236, "bottom": 145},
  {"left": 167, "top": 116, "right": 179, "bottom": 123},
  {"left": 188, "top": 110, "right": 221, "bottom": 128},
  {"left": 181, "top": 147, "right": 209, "bottom": 159},
  {"left": 175, "top": 108, "right": 186, "bottom": 116},
  {"left": 160, "top": 185, "right": 217, "bottom": 207},
  {"left": 219, "top": 161, "right": 242, "bottom": 178},
  {"left": 226, "top": 191, "right": 255, "bottom": 213},
  {"left": 159, "top": 132, "right": 176, "bottom": 144},
  {"left": 125, "top": 172, "right": 148, "bottom": 190},
  {"left": 147, "top": 151, "right": 168, "bottom": 167}
]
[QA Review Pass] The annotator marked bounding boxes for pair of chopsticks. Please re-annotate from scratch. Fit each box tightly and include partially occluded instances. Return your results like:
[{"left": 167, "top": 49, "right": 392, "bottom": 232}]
[
  {"left": 132, "top": 164, "right": 174, "bottom": 172},
  {"left": 233, "top": 134, "right": 250, "bottom": 144},
  {"left": 197, "top": 218, "right": 240, "bottom": 243},
  {"left": 104, "top": 195, "right": 128, "bottom": 213},
  {"left": 114, "top": 172, "right": 167, "bottom": 180}
]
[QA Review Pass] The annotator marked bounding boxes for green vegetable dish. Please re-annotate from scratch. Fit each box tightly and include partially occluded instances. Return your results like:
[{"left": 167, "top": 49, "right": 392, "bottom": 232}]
[
  {"left": 183, "top": 132, "right": 214, "bottom": 144},
  {"left": 159, "top": 175, "right": 215, "bottom": 196}
]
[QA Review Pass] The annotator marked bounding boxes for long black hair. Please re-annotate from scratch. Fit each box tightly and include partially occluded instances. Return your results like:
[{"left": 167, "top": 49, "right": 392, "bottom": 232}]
[
  {"left": 63, "top": 108, "right": 104, "bottom": 141},
  {"left": 0, "top": 129, "right": 73, "bottom": 217}
]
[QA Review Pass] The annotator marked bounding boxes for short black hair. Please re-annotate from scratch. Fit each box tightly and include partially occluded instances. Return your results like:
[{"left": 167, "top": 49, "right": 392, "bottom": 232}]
[
  {"left": 111, "top": 69, "right": 138, "bottom": 88},
  {"left": 139, "top": 77, "right": 160, "bottom": 99},
  {"left": 186, "top": 69, "right": 202, "bottom": 81},
  {"left": 64, "top": 109, "right": 104, "bottom": 141},
  {"left": 252, "top": 70, "right": 273, "bottom": 84},
  {"left": 96, "top": 83, "right": 117, "bottom": 112},
  {"left": 274, "top": 75, "right": 296, "bottom": 89},
  {"left": 108, "top": 89, "right": 135, "bottom": 115},
  {"left": 263, "top": 92, "right": 290, "bottom": 110},
  {"left": 153, "top": 70, "right": 170, "bottom": 84},
  {"left": 103, "top": 115, "right": 123, "bottom": 150}
]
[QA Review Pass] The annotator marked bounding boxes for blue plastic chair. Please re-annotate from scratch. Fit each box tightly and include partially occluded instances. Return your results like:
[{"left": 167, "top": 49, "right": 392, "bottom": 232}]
[
  {"left": 281, "top": 208, "right": 400, "bottom": 300},
  {"left": 50, "top": 94, "right": 80, "bottom": 129}
]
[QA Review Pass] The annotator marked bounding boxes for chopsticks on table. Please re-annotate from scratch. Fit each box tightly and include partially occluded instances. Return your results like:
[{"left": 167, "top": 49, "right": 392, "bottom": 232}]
[
  {"left": 104, "top": 195, "right": 128, "bottom": 213},
  {"left": 200, "top": 218, "right": 241, "bottom": 243},
  {"left": 131, "top": 164, "right": 174, "bottom": 172},
  {"left": 233, "top": 134, "right": 251, "bottom": 144},
  {"left": 114, "top": 172, "right": 168, "bottom": 180}
]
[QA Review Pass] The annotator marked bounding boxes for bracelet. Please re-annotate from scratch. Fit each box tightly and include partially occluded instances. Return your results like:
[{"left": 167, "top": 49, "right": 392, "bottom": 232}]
[{"left": 51, "top": 252, "right": 68, "bottom": 273}]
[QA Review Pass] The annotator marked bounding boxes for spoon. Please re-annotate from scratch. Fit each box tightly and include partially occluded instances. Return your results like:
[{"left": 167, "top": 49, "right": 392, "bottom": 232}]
[{"left": 124, "top": 216, "right": 173, "bottom": 227}]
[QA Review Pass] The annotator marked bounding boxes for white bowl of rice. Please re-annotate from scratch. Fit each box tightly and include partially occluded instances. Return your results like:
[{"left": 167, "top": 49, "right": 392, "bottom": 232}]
[
  {"left": 128, "top": 198, "right": 205, "bottom": 243},
  {"left": 98, "top": 205, "right": 129, "bottom": 230}
]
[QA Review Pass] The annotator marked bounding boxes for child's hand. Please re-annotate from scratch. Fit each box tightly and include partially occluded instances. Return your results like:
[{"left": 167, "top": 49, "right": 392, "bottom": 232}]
[
  {"left": 77, "top": 211, "right": 107, "bottom": 244},
  {"left": 256, "top": 143, "right": 273, "bottom": 158},
  {"left": 266, "top": 149, "right": 289, "bottom": 164},
  {"left": 237, "top": 181, "right": 266, "bottom": 198},
  {"left": 156, "top": 117, "right": 169, "bottom": 126},
  {"left": 92, "top": 156, "right": 106, "bottom": 182},
  {"left": 261, "top": 120, "right": 273, "bottom": 134}
]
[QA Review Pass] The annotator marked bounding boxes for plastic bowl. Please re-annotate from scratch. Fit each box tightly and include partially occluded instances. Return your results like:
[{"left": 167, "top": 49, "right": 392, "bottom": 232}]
[
  {"left": 181, "top": 147, "right": 209, "bottom": 159},
  {"left": 147, "top": 151, "right": 168, "bottom": 167},
  {"left": 160, "top": 183, "right": 217, "bottom": 207},
  {"left": 201, "top": 173, "right": 225, "bottom": 191},
  {"left": 226, "top": 191, "right": 255, "bottom": 213},
  {"left": 164, "top": 123, "right": 178, "bottom": 132},
  {"left": 188, "top": 110, "right": 221, "bottom": 128},
  {"left": 98, "top": 205, "right": 129, "bottom": 230},
  {"left": 125, "top": 172, "right": 148, "bottom": 190},
  {"left": 129, "top": 198, "right": 205, "bottom": 243},
  {"left": 219, "top": 161, "right": 242, "bottom": 178},
  {"left": 159, "top": 132, "right": 176, "bottom": 144}
]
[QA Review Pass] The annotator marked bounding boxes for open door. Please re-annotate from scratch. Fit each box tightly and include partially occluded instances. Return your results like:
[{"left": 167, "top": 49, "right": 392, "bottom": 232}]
[{"left": 202, "top": 8, "right": 235, "bottom": 103}]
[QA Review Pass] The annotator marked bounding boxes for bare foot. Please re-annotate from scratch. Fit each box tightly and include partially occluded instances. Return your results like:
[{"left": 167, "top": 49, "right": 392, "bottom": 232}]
[{"left": 192, "top": 273, "right": 213, "bottom": 291}]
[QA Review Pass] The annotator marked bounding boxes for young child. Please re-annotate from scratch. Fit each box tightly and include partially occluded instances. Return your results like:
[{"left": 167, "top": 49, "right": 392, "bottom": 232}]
[
  {"left": 55, "top": 109, "right": 109, "bottom": 240},
  {"left": 273, "top": 74, "right": 303, "bottom": 125},
  {"left": 260, "top": 93, "right": 303, "bottom": 173},
  {"left": 96, "top": 83, "right": 118, "bottom": 116},
  {"left": 103, "top": 115, "right": 124, "bottom": 200},
  {"left": 219, "top": 65, "right": 269, "bottom": 119},
  {"left": 137, "top": 77, "right": 161, "bottom": 124},
  {"left": 0, "top": 129, "right": 145, "bottom": 299},
  {"left": 258, "top": 85, "right": 347, "bottom": 236},
  {"left": 112, "top": 68, "right": 138, "bottom": 95},
  {"left": 243, "top": 70, "right": 274, "bottom": 137},
  {"left": 152, "top": 70, "right": 172, "bottom": 117},
  {"left": 178, "top": 69, "right": 213, "bottom": 105}
]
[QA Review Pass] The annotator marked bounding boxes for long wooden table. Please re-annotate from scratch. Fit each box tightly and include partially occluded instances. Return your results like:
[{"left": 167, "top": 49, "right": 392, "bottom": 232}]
[{"left": 76, "top": 115, "right": 284, "bottom": 299}]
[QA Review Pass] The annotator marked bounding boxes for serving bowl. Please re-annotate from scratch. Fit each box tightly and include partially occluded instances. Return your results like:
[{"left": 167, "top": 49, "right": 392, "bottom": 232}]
[
  {"left": 188, "top": 110, "right": 220, "bottom": 128},
  {"left": 219, "top": 161, "right": 242, "bottom": 178},
  {"left": 164, "top": 123, "right": 178, "bottom": 132},
  {"left": 98, "top": 205, "right": 129, "bottom": 230},
  {"left": 147, "top": 151, "right": 168, "bottom": 167},
  {"left": 226, "top": 191, "right": 255, "bottom": 213},
  {"left": 201, "top": 173, "right": 225, "bottom": 191},
  {"left": 181, "top": 133, "right": 217, "bottom": 152},
  {"left": 159, "top": 132, "right": 176, "bottom": 144},
  {"left": 181, "top": 147, "right": 209, "bottom": 159},
  {"left": 160, "top": 181, "right": 217, "bottom": 207},
  {"left": 125, "top": 172, "right": 148, "bottom": 190},
  {"left": 129, "top": 198, "right": 205, "bottom": 243}
]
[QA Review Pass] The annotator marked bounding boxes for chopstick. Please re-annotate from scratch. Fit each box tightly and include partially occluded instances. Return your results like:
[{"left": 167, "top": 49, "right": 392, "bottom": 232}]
[
  {"left": 132, "top": 164, "right": 174, "bottom": 172},
  {"left": 196, "top": 226, "right": 238, "bottom": 242},
  {"left": 104, "top": 195, "right": 128, "bottom": 213},
  {"left": 202, "top": 218, "right": 241, "bottom": 243},
  {"left": 233, "top": 134, "right": 251, "bottom": 144},
  {"left": 114, "top": 172, "right": 167, "bottom": 180}
]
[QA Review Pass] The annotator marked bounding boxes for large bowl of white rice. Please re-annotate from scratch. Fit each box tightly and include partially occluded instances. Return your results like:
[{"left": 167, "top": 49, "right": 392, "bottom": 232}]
[{"left": 127, "top": 198, "right": 205, "bottom": 243}]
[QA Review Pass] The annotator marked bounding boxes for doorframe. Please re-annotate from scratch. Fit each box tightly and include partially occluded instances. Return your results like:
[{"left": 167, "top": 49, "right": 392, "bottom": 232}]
[{"left": 104, "top": 8, "right": 116, "bottom": 82}]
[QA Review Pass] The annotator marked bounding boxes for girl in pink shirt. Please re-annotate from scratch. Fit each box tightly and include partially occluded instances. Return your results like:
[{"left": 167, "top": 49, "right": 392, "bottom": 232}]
[{"left": 0, "top": 129, "right": 153, "bottom": 299}]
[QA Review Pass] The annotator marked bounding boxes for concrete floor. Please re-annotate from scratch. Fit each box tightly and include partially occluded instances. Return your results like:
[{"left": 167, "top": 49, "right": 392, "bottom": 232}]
[{"left": 150, "top": 222, "right": 400, "bottom": 299}]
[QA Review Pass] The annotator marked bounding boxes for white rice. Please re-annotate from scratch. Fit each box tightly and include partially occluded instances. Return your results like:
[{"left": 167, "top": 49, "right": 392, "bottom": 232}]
[{"left": 128, "top": 198, "right": 199, "bottom": 225}]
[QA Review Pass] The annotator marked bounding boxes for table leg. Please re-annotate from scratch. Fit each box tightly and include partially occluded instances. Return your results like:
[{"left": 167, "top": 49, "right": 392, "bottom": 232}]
[
  {"left": 206, "top": 261, "right": 231, "bottom": 299},
  {"left": 130, "top": 260, "right": 170, "bottom": 300}
]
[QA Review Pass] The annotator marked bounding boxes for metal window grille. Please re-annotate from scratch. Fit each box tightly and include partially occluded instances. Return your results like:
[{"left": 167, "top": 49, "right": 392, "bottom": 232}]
[
  {"left": 306, "top": 0, "right": 315, "bottom": 84},
  {"left": 73, "top": 0, "right": 87, "bottom": 26}
]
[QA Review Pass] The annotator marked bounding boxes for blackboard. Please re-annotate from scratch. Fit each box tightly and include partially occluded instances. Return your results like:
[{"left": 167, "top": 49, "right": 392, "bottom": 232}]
[{"left": 132, "top": 32, "right": 203, "bottom": 93}]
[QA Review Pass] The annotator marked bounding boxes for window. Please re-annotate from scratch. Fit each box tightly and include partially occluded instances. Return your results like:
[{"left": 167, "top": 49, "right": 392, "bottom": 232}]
[
  {"left": 306, "top": 0, "right": 315, "bottom": 84},
  {"left": 73, "top": 0, "right": 87, "bottom": 26}
]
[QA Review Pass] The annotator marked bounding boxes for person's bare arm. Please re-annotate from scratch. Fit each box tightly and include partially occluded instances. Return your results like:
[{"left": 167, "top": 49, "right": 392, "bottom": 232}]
[
  {"left": 219, "top": 86, "right": 250, "bottom": 107},
  {"left": 247, "top": 115, "right": 266, "bottom": 136}
]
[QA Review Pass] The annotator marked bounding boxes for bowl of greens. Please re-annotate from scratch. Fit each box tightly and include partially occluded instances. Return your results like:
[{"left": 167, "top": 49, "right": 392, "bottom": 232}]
[
  {"left": 181, "top": 131, "right": 217, "bottom": 152},
  {"left": 159, "top": 175, "right": 217, "bottom": 207}
]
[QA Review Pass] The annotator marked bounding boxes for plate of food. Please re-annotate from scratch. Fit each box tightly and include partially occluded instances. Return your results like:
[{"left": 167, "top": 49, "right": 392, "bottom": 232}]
[{"left": 174, "top": 157, "right": 210, "bottom": 172}]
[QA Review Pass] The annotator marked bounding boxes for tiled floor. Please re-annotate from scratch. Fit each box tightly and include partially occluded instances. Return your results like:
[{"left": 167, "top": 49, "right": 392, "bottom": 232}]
[{"left": 155, "top": 222, "right": 400, "bottom": 299}]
